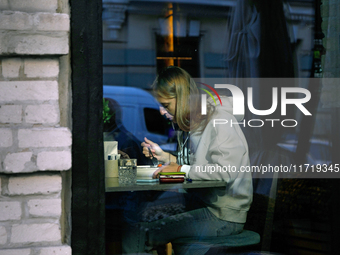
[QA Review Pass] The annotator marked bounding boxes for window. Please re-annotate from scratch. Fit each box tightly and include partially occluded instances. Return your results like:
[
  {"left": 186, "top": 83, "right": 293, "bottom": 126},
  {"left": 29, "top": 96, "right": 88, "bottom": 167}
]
[
  {"left": 144, "top": 107, "right": 172, "bottom": 137},
  {"left": 156, "top": 34, "right": 200, "bottom": 77}
]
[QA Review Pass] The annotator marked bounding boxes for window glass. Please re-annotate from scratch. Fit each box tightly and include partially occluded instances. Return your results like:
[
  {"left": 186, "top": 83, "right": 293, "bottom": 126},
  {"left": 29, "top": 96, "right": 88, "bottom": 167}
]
[{"left": 144, "top": 107, "right": 172, "bottom": 137}]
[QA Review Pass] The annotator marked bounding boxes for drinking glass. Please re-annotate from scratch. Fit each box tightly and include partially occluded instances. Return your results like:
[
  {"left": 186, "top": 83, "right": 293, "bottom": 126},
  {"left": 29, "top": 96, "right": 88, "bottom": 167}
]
[{"left": 118, "top": 159, "right": 137, "bottom": 184}]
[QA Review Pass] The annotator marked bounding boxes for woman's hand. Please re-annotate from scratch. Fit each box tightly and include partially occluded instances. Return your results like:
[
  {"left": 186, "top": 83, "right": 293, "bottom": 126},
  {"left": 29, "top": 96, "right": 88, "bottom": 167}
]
[
  {"left": 152, "top": 162, "right": 180, "bottom": 179},
  {"left": 141, "top": 137, "right": 167, "bottom": 162}
]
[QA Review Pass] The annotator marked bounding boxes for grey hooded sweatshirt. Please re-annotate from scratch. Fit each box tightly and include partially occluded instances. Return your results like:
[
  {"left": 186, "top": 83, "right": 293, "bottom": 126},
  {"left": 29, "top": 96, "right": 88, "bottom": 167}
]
[{"left": 180, "top": 96, "right": 253, "bottom": 223}]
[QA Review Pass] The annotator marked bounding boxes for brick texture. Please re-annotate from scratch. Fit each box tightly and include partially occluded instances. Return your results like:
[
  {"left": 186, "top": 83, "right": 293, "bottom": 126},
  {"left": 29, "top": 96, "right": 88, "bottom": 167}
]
[
  {"left": 0, "top": 81, "right": 59, "bottom": 102},
  {"left": 8, "top": 175, "right": 62, "bottom": 195},
  {"left": 18, "top": 128, "right": 71, "bottom": 148},
  {"left": 25, "top": 105, "right": 59, "bottom": 124},
  {"left": 37, "top": 151, "right": 71, "bottom": 170},
  {"left": 0, "top": 249, "right": 31, "bottom": 255},
  {"left": 10, "top": 223, "right": 61, "bottom": 243},
  {"left": 0, "top": 0, "right": 72, "bottom": 252},
  {"left": 0, "top": 201, "right": 22, "bottom": 221},
  {"left": 38, "top": 246, "right": 72, "bottom": 255},
  {"left": 0, "top": 13, "right": 68, "bottom": 31},
  {"left": 1, "top": 58, "right": 22, "bottom": 78},
  {"left": 0, "top": 129, "right": 13, "bottom": 147},
  {"left": 0, "top": 105, "right": 22, "bottom": 123},
  {"left": 3, "top": 152, "right": 33, "bottom": 173},
  {"left": 9, "top": 0, "right": 58, "bottom": 13},
  {"left": 34, "top": 13, "right": 70, "bottom": 31},
  {"left": 0, "top": 0, "right": 9, "bottom": 10},
  {"left": 28, "top": 199, "right": 61, "bottom": 217},
  {"left": 0, "top": 12, "right": 32, "bottom": 31},
  {"left": 1, "top": 34, "right": 69, "bottom": 55},
  {"left": 24, "top": 59, "right": 59, "bottom": 78},
  {"left": 0, "top": 226, "right": 7, "bottom": 245}
]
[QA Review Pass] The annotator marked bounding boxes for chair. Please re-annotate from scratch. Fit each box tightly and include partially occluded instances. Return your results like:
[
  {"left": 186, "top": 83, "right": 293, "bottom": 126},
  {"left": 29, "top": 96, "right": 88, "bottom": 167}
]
[
  {"left": 171, "top": 230, "right": 260, "bottom": 255},
  {"left": 171, "top": 148, "right": 289, "bottom": 255}
]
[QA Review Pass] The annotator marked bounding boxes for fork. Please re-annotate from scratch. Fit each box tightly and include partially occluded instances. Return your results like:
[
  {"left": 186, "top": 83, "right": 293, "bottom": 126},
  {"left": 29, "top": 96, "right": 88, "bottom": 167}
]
[{"left": 148, "top": 146, "right": 159, "bottom": 167}]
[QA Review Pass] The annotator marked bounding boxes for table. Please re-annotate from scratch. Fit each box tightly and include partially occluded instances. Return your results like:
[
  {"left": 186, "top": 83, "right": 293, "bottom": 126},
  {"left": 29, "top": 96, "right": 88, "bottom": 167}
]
[
  {"left": 105, "top": 177, "right": 227, "bottom": 254},
  {"left": 105, "top": 177, "right": 226, "bottom": 192}
]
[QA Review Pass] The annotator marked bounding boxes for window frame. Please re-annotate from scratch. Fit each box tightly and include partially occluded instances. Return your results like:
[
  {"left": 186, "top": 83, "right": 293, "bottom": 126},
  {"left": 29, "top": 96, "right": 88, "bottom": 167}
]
[{"left": 70, "top": 0, "right": 105, "bottom": 254}]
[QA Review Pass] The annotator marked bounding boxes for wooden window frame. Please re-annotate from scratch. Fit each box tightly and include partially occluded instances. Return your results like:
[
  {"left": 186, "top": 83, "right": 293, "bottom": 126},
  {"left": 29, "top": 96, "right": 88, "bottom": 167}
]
[{"left": 70, "top": 0, "right": 105, "bottom": 254}]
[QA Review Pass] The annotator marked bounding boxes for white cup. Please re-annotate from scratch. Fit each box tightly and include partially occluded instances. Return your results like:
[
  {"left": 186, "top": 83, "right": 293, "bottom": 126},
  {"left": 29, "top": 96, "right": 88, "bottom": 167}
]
[{"left": 105, "top": 159, "right": 118, "bottom": 177}]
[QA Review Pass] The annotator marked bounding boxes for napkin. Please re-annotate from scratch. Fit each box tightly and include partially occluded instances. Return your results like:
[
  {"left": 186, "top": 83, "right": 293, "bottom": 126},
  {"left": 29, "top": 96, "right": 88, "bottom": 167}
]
[{"left": 104, "top": 141, "right": 118, "bottom": 160}]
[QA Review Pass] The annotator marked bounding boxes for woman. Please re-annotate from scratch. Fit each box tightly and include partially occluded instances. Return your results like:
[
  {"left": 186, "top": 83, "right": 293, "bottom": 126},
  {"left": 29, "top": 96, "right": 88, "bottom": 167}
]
[{"left": 123, "top": 66, "right": 252, "bottom": 254}]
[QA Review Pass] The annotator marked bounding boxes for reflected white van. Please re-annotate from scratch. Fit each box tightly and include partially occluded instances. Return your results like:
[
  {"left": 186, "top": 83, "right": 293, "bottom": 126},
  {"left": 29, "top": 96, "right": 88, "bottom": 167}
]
[{"left": 103, "top": 85, "right": 171, "bottom": 147}]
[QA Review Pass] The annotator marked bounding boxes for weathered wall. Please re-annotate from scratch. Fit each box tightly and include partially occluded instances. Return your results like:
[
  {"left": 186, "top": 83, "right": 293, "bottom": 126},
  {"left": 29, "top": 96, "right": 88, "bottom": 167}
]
[{"left": 0, "top": 0, "right": 72, "bottom": 254}]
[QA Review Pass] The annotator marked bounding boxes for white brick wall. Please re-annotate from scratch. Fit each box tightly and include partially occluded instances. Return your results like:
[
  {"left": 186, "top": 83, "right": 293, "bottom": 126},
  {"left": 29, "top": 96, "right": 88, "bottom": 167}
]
[
  {"left": 0, "top": 246, "right": 72, "bottom": 255},
  {"left": 0, "top": 201, "right": 22, "bottom": 221},
  {"left": 7, "top": 175, "right": 62, "bottom": 195},
  {"left": 0, "top": 0, "right": 9, "bottom": 10},
  {"left": 24, "top": 59, "right": 59, "bottom": 78},
  {"left": 0, "top": 12, "right": 69, "bottom": 55},
  {"left": 0, "top": 12, "right": 32, "bottom": 31},
  {"left": 37, "top": 151, "right": 71, "bottom": 170},
  {"left": 0, "top": 105, "right": 22, "bottom": 123},
  {"left": 9, "top": 0, "right": 58, "bottom": 13},
  {"left": 3, "top": 152, "right": 33, "bottom": 173},
  {"left": 28, "top": 199, "right": 61, "bottom": 217},
  {"left": 25, "top": 105, "right": 59, "bottom": 124},
  {"left": 18, "top": 128, "right": 72, "bottom": 148},
  {"left": 0, "top": 0, "right": 72, "bottom": 252},
  {"left": 1, "top": 58, "right": 21, "bottom": 78},
  {"left": 0, "top": 81, "right": 59, "bottom": 102},
  {"left": 0, "top": 129, "right": 13, "bottom": 147},
  {"left": 35, "top": 13, "right": 70, "bottom": 31},
  {"left": 3, "top": 34, "right": 69, "bottom": 55},
  {"left": 0, "top": 249, "right": 31, "bottom": 255},
  {"left": 0, "top": 226, "right": 7, "bottom": 245},
  {"left": 10, "top": 223, "right": 61, "bottom": 243},
  {"left": 0, "top": 173, "right": 68, "bottom": 251},
  {"left": 38, "top": 246, "right": 72, "bottom": 255}
]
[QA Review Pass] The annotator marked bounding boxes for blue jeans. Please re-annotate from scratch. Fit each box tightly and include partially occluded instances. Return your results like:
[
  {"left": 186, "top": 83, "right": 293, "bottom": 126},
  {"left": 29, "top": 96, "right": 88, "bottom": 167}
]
[{"left": 121, "top": 191, "right": 244, "bottom": 254}]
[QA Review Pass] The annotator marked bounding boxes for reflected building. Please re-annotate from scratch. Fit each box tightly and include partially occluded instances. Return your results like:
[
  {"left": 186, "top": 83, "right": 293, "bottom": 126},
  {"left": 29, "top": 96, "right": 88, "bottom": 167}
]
[
  {"left": 101, "top": 2, "right": 340, "bottom": 255},
  {"left": 102, "top": 0, "right": 315, "bottom": 89}
]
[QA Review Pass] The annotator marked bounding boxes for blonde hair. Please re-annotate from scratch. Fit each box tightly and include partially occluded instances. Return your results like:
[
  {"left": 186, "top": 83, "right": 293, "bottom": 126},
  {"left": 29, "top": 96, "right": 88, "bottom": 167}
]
[{"left": 152, "top": 66, "right": 213, "bottom": 132}]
